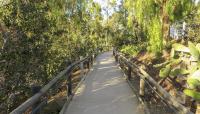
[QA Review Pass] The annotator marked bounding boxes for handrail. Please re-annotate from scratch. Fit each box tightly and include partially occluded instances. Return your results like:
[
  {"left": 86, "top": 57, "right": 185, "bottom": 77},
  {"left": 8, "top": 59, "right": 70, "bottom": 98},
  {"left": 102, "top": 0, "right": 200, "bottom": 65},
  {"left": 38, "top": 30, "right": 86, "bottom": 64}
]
[
  {"left": 10, "top": 54, "right": 94, "bottom": 114},
  {"left": 113, "top": 50, "right": 193, "bottom": 114}
]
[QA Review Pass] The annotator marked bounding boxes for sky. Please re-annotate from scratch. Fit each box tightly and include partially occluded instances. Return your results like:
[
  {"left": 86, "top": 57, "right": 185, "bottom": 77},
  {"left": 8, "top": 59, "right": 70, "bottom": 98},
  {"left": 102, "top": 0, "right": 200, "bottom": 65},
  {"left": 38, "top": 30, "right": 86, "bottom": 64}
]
[
  {"left": 93, "top": 0, "right": 200, "bottom": 19},
  {"left": 93, "top": 0, "right": 107, "bottom": 7},
  {"left": 94, "top": 0, "right": 200, "bottom": 6},
  {"left": 196, "top": 0, "right": 200, "bottom": 4},
  {"left": 93, "top": 0, "right": 121, "bottom": 19}
]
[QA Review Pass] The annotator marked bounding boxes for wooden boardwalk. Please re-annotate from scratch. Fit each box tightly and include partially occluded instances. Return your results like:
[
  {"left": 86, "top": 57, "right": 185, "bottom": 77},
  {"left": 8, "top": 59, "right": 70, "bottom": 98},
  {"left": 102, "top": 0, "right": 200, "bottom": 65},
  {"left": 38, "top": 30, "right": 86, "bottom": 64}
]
[{"left": 62, "top": 51, "right": 144, "bottom": 114}]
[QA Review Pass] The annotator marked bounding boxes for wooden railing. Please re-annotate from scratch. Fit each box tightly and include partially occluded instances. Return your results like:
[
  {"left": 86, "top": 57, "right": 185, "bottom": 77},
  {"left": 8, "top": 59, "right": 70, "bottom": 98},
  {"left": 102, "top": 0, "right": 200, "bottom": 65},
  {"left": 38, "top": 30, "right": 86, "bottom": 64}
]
[
  {"left": 113, "top": 50, "right": 193, "bottom": 114},
  {"left": 11, "top": 53, "right": 96, "bottom": 114}
]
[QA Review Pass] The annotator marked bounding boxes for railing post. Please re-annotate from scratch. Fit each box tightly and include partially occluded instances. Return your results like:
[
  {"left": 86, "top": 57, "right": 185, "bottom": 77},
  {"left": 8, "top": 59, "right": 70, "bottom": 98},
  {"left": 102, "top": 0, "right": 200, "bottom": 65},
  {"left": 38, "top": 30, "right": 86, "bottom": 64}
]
[
  {"left": 139, "top": 78, "right": 145, "bottom": 97},
  {"left": 115, "top": 54, "right": 118, "bottom": 62},
  {"left": 86, "top": 53, "right": 90, "bottom": 69},
  {"left": 31, "top": 85, "right": 41, "bottom": 114},
  {"left": 91, "top": 55, "right": 94, "bottom": 66},
  {"left": 67, "top": 74, "right": 72, "bottom": 96},
  {"left": 87, "top": 59, "right": 90, "bottom": 69},
  {"left": 127, "top": 65, "right": 131, "bottom": 80},
  {"left": 80, "top": 56, "right": 84, "bottom": 77}
]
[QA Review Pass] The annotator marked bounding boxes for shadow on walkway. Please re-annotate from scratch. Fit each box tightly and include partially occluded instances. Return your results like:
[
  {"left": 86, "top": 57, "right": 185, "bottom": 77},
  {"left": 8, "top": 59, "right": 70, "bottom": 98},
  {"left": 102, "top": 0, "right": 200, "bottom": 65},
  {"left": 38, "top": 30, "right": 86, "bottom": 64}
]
[{"left": 64, "top": 51, "right": 145, "bottom": 114}]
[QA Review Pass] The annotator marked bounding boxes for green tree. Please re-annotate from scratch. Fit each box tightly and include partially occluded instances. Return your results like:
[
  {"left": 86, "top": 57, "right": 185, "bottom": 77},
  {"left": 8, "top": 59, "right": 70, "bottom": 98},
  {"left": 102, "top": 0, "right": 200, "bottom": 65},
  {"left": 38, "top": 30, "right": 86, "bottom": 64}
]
[{"left": 0, "top": 0, "right": 106, "bottom": 113}]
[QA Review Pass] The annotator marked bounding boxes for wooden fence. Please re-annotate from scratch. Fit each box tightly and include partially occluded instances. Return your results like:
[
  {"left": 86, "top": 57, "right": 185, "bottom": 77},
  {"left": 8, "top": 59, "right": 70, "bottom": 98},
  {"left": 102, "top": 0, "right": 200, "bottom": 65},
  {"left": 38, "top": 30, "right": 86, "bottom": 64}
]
[
  {"left": 10, "top": 53, "right": 96, "bottom": 114},
  {"left": 113, "top": 50, "right": 193, "bottom": 114}
]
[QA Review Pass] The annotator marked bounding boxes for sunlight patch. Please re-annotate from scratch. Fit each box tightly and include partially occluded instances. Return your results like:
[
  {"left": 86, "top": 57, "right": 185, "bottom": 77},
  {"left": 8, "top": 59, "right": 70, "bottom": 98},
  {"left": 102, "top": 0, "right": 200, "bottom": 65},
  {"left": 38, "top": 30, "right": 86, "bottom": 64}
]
[
  {"left": 97, "top": 65, "right": 116, "bottom": 70},
  {"left": 92, "top": 77, "right": 123, "bottom": 92},
  {"left": 75, "top": 84, "right": 86, "bottom": 95},
  {"left": 100, "top": 60, "right": 113, "bottom": 64}
]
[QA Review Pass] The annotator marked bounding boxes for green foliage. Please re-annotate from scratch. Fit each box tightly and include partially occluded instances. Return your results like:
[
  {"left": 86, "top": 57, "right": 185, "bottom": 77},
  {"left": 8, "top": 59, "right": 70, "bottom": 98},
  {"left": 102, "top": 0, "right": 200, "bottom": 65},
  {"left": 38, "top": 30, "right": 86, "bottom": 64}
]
[
  {"left": 0, "top": 0, "right": 107, "bottom": 112},
  {"left": 0, "top": 0, "right": 199, "bottom": 112},
  {"left": 187, "top": 78, "right": 200, "bottom": 89},
  {"left": 170, "top": 68, "right": 189, "bottom": 77},
  {"left": 121, "top": 0, "right": 196, "bottom": 54},
  {"left": 120, "top": 45, "right": 141, "bottom": 56},
  {"left": 158, "top": 41, "right": 200, "bottom": 100},
  {"left": 196, "top": 43, "right": 200, "bottom": 52},
  {"left": 188, "top": 41, "right": 200, "bottom": 60},
  {"left": 147, "top": 17, "right": 163, "bottom": 54},
  {"left": 184, "top": 89, "right": 200, "bottom": 100},
  {"left": 159, "top": 64, "right": 171, "bottom": 78},
  {"left": 108, "top": 0, "right": 148, "bottom": 49},
  {"left": 172, "top": 43, "right": 190, "bottom": 52}
]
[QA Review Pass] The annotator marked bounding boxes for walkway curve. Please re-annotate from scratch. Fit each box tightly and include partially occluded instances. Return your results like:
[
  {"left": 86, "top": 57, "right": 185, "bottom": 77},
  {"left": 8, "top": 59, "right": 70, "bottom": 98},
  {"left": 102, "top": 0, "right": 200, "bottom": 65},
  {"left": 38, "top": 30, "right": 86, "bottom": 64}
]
[{"left": 64, "top": 51, "right": 144, "bottom": 114}]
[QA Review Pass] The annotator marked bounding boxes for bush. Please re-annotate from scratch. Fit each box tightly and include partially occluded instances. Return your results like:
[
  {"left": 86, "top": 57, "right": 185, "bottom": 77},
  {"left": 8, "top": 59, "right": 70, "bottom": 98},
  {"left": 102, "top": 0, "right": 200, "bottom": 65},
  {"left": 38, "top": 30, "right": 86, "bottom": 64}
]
[{"left": 120, "top": 44, "right": 143, "bottom": 57}]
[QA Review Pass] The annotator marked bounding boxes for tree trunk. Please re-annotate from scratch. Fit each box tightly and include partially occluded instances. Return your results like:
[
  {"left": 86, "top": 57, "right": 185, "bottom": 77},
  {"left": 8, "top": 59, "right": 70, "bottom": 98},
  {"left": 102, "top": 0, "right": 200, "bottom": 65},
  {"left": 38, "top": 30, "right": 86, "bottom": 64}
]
[
  {"left": 162, "top": 15, "right": 170, "bottom": 43},
  {"left": 161, "top": 0, "right": 170, "bottom": 45}
]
